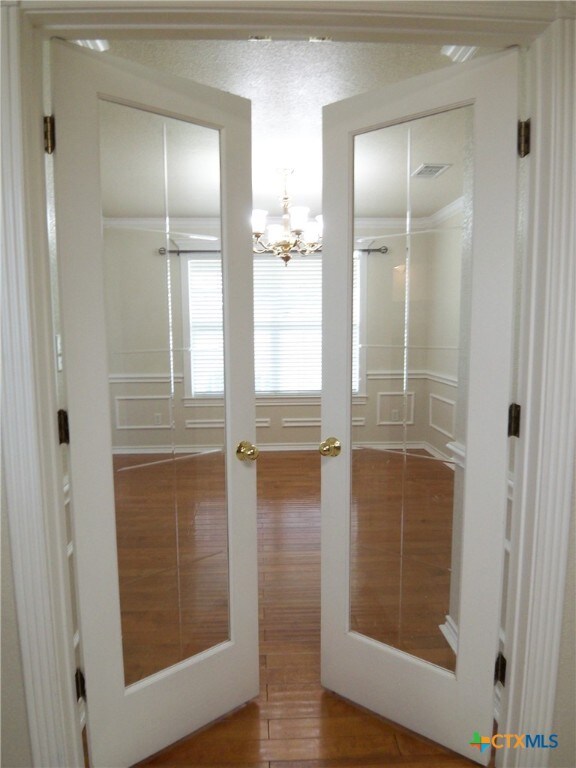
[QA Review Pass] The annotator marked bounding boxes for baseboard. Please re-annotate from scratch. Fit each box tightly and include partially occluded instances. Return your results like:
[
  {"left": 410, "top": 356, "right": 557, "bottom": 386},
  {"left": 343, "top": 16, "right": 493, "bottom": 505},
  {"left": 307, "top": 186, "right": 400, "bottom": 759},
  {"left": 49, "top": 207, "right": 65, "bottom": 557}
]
[
  {"left": 439, "top": 614, "right": 459, "bottom": 654},
  {"left": 112, "top": 440, "right": 454, "bottom": 457}
]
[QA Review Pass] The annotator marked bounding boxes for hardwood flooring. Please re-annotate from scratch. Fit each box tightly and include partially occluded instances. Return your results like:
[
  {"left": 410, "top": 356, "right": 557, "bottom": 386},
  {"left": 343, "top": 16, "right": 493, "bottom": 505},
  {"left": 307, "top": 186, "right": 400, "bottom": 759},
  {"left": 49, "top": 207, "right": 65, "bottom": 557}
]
[
  {"left": 351, "top": 449, "right": 456, "bottom": 670},
  {"left": 119, "top": 450, "right": 478, "bottom": 767}
]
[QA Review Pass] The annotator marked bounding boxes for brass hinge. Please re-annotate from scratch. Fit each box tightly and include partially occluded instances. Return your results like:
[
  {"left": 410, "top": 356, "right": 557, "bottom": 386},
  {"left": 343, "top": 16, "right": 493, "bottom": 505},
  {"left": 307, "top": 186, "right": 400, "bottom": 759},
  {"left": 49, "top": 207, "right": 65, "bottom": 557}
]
[
  {"left": 44, "top": 115, "right": 55, "bottom": 154},
  {"left": 518, "top": 119, "right": 530, "bottom": 158},
  {"left": 57, "top": 409, "right": 70, "bottom": 445},
  {"left": 75, "top": 668, "right": 86, "bottom": 701},
  {"left": 494, "top": 652, "right": 507, "bottom": 687},
  {"left": 508, "top": 403, "right": 521, "bottom": 438}
]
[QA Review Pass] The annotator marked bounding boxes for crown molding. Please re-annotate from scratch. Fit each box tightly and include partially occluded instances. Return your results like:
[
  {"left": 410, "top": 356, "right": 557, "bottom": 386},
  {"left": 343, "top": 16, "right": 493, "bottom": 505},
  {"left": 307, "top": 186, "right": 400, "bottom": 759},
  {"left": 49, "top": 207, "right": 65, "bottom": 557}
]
[{"left": 21, "top": 2, "right": 575, "bottom": 47}]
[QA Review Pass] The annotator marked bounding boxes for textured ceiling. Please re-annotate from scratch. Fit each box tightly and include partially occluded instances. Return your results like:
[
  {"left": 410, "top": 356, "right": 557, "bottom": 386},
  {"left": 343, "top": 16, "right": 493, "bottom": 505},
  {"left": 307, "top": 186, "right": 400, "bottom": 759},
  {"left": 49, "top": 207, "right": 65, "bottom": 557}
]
[{"left": 102, "top": 39, "right": 484, "bottom": 222}]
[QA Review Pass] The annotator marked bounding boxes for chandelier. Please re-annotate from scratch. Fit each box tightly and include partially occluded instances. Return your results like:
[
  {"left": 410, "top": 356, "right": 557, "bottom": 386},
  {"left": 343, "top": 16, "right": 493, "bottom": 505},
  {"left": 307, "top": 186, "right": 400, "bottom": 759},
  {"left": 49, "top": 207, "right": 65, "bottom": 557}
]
[{"left": 251, "top": 170, "right": 323, "bottom": 264}]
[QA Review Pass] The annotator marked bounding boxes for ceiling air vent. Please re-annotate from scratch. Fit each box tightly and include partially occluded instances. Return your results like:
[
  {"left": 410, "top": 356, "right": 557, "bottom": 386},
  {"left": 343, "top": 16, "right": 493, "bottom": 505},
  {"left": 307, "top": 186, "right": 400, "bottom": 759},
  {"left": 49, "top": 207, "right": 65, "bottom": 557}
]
[{"left": 411, "top": 163, "right": 451, "bottom": 179}]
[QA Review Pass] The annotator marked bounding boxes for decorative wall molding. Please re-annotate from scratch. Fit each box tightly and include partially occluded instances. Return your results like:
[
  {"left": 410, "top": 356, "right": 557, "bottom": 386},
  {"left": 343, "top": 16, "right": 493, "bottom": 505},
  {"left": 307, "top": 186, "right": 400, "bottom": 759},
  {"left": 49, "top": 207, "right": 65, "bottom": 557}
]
[
  {"left": 259, "top": 443, "right": 319, "bottom": 452},
  {"left": 113, "top": 443, "right": 319, "bottom": 454},
  {"left": 183, "top": 398, "right": 225, "bottom": 408},
  {"left": 104, "top": 216, "right": 221, "bottom": 232},
  {"left": 185, "top": 418, "right": 225, "bottom": 429},
  {"left": 115, "top": 395, "right": 171, "bottom": 429},
  {"left": 110, "top": 372, "right": 184, "bottom": 384},
  {"left": 256, "top": 396, "right": 320, "bottom": 407},
  {"left": 446, "top": 440, "right": 466, "bottom": 469},
  {"left": 353, "top": 198, "right": 463, "bottom": 237},
  {"left": 367, "top": 369, "right": 458, "bottom": 388},
  {"left": 377, "top": 391, "right": 415, "bottom": 425},
  {"left": 439, "top": 614, "right": 459, "bottom": 654},
  {"left": 282, "top": 417, "right": 320, "bottom": 428},
  {"left": 20, "top": 4, "right": 563, "bottom": 48},
  {"left": 106, "top": 208, "right": 463, "bottom": 241},
  {"left": 113, "top": 445, "right": 223, "bottom": 455},
  {"left": 426, "top": 371, "right": 459, "bottom": 388},
  {"left": 282, "top": 416, "right": 365, "bottom": 428},
  {"left": 429, "top": 393, "right": 456, "bottom": 438},
  {"left": 185, "top": 417, "right": 270, "bottom": 429},
  {"left": 353, "top": 441, "right": 451, "bottom": 461}
]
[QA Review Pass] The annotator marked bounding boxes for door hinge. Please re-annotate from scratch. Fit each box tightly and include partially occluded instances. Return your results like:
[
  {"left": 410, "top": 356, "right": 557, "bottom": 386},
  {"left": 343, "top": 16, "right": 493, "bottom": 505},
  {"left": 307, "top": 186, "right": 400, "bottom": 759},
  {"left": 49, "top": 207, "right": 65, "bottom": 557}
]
[
  {"left": 58, "top": 409, "right": 70, "bottom": 445},
  {"left": 44, "top": 115, "right": 55, "bottom": 154},
  {"left": 75, "top": 668, "right": 87, "bottom": 701},
  {"left": 494, "top": 652, "right": 507, "bottom": 686},
  {"left": 518, "top": 119, "right": 531, "bottom": 158},
  {"left": 508, "top": 403, "right": 521, "bottom": 438}
]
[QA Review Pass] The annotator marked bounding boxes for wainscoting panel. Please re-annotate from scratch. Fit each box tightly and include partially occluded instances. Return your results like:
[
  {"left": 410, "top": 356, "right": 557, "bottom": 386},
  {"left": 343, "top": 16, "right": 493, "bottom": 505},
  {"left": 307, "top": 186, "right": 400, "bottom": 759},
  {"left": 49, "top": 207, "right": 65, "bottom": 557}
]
[
  {"left": 114, "top": 396, "right": 171, "bottom": 430},
  {"left": 429, "top": 393, "right": 455, "bottom": 439},
  {"left": 376, "top": 391, "right": 415, "bottom": 426}
]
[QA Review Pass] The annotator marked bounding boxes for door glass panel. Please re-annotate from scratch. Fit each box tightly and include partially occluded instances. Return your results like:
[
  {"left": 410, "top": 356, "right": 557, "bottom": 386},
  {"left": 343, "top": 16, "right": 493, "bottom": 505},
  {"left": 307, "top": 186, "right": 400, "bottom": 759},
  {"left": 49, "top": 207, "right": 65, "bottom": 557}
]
[
  {"left": 350, "top": 106, "right": 472, "bottom": 672},
  {"left": 99, "top": 100, "right": 228, "bottom": 686}
]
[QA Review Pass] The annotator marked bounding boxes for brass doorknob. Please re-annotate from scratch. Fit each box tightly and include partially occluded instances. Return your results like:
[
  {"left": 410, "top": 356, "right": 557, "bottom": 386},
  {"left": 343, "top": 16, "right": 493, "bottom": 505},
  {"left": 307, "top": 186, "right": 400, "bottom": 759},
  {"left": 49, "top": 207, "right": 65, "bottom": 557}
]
[
  {"left": 319, "top": 437, "right": 342, "bottom": 457},
  {"left": 236, "top": 440, "right": 260, "bottom": 461}
]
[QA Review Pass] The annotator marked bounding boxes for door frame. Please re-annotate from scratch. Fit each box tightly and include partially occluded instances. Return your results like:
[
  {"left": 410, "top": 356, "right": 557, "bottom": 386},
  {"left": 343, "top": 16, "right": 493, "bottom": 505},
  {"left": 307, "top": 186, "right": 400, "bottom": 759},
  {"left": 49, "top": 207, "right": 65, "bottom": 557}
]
[{"left": 3, "top": 5, "right": 574, "bottom": 767}]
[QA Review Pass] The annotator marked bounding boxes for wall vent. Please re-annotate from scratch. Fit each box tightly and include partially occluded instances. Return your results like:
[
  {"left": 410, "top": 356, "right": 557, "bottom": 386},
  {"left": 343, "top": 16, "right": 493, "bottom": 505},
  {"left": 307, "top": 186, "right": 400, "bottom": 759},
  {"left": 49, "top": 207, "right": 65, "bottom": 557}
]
[{"left": 411, "top": 163, "right": 451, "bottom": 179}]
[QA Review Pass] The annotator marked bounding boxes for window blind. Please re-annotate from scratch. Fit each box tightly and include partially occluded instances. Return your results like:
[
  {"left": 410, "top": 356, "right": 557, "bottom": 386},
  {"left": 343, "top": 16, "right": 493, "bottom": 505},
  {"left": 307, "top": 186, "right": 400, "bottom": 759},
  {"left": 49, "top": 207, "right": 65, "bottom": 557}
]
[
  {"left": 254, "top": 256, "right": 322, "bottom": 394},
  {"left": 186, "top": 254, "right": 359, "bottom": 396},
  {"left": 186, "top": 257, "right": 225, "bottom": 396}
]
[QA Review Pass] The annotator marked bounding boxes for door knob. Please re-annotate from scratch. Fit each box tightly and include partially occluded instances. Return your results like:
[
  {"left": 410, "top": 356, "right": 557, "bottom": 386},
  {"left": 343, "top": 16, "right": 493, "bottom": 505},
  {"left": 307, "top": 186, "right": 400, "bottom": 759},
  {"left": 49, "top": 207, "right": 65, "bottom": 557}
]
[
  {"left": 319, "top": 437, "right": 342, "bottom": 457},
  {"left": 236, "top": 440, "right": 260, "bottom": 461}
]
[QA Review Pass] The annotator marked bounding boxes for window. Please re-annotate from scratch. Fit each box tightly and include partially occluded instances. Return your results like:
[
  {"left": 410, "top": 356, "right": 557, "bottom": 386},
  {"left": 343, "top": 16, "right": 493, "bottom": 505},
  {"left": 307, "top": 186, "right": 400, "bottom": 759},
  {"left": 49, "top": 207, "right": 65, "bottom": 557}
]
[{"left": 184, "top": 253, "right": 361, "bottom": 397}]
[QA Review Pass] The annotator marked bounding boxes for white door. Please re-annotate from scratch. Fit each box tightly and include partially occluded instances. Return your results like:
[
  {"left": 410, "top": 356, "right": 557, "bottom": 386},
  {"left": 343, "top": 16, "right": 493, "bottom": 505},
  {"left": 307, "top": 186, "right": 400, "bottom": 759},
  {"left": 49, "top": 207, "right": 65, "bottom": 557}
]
[
  {"left": 52, "top": 41, "right": 258, "bottom": 767},
  {"left": 321, "top": 52, "right": 518, "bottom": 764}
]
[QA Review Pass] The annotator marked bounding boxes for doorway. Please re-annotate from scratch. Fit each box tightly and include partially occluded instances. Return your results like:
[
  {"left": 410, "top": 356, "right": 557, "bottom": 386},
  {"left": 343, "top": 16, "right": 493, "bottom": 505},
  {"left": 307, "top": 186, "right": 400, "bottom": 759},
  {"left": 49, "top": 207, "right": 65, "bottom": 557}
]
[
  {"left": 63, "top": 39, "right": 510, "bottom": 764},
  {"left": 96, "top": 35, "right": 473, "bottom": 685},
  {"left": 5, "top": 7, "right": 566, "bottom": 763}
]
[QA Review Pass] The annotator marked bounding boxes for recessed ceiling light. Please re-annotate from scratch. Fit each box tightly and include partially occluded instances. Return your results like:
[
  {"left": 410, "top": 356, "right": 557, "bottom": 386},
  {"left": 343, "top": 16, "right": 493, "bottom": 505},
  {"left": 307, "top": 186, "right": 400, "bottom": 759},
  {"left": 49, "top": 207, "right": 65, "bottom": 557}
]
[{"left": 411, "top": 163, "right": 452, "bottom": 179}]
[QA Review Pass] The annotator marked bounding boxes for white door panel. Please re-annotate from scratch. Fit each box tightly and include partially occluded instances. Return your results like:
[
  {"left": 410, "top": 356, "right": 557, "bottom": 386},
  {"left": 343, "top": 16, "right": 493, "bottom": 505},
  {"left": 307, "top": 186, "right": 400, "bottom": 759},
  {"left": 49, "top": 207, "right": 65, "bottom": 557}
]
[
  {"left": 52, "top": 40, "right": 258, "bottom": 767},
  {"left": 321, "top": 51, "right": 518, "bottom": 765}
]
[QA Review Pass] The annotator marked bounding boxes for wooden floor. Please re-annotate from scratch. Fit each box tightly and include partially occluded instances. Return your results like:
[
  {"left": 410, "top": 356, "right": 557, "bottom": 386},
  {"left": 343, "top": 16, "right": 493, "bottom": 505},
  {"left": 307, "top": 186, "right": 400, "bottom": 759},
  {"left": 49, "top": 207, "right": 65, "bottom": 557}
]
[{"left": 120, "top": 450, "right": 477, "bottom": 767}]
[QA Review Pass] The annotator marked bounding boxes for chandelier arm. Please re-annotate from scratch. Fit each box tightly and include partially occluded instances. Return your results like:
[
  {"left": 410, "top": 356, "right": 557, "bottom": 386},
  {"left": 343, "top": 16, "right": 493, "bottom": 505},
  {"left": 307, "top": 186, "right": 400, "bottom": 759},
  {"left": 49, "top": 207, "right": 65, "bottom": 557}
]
[{"left": 253, "top": 236, "right": 274, "bottom": 255}]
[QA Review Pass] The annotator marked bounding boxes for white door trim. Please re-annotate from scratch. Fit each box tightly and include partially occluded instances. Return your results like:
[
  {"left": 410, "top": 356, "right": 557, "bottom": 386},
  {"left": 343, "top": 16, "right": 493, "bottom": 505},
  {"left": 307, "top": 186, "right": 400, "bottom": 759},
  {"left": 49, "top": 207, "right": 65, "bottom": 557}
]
[
  {"left": 1, "top": 8, "right": 83, "bottom": 767},
  {"left": 499, "top": 18, "right": 575, "bottom": 768},
  {"left": 4, "top": 6, "right": 574, "bottom": 766}
]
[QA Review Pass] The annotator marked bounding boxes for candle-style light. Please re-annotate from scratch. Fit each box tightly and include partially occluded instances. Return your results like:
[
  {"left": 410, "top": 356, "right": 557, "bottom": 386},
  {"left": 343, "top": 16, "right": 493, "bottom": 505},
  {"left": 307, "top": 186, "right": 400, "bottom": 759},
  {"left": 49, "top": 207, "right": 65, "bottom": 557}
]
[{"left": 252, "top": 170, "right": 323, "bottom": 264}]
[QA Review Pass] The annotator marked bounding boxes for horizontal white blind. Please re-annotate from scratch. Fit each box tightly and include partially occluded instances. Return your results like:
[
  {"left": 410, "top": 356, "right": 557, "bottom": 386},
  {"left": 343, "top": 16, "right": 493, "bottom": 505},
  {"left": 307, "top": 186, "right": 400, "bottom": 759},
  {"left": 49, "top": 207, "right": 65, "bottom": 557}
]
[
  {"left": 187, "top": 257, "right": 224, "bottom": 396},
  {"left": 186, "top": 255, "right": 359, "bottom": 396},
  {"left": 352, "top": 252, "right": 360, "bottom": 393},
  {"left": 254, "top": 256, "right": 322, "bottom": 394}
]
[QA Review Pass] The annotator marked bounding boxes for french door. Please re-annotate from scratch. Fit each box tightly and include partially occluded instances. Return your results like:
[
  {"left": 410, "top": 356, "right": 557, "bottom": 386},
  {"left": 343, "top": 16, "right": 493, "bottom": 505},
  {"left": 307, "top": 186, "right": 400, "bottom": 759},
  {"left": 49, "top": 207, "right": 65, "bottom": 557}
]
[
  {"left": 52, "top": 40, "right": 258, "bottom": 767},
  {"left": 321, "top": 52, "right": 518, "bottom": 764},
  {"left": 54, "top": 37, "right": 517, "bottom": 767}
]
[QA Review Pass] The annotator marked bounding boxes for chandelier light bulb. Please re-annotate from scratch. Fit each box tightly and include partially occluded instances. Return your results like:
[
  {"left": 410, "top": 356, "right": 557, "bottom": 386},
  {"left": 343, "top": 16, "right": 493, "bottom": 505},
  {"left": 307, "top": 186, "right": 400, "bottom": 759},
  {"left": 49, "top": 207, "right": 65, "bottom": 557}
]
[
  {"left": 251, "top": 209, "right": 268, "bottom": 235},
  {"left": 302, "top": 221, "right": 320, "bottom": 244},
  {"left": 288, "top": 206, "right": 310, "bottom": 233},
  {"left": 251, "top": 173, "right": 322, "bottom": 263}
]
